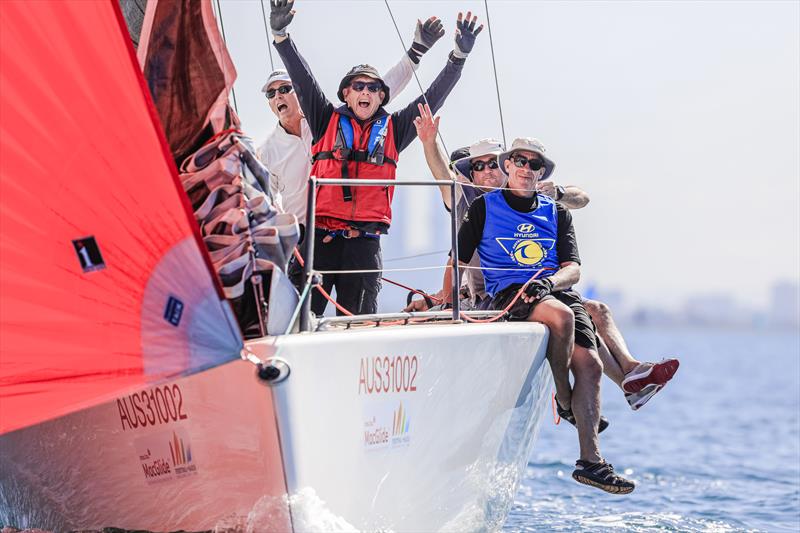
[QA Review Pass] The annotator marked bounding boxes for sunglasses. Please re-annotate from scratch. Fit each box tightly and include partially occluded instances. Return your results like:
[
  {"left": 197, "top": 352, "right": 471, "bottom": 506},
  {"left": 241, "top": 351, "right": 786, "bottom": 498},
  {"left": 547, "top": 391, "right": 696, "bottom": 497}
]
[
  {"left": 266, "top": 85, "right": 293, "bottom": 99},
  {"left": 470, "top": 159, "right": 499, "bottom": 172},
  {"left": 512, "top": 155, "right": 545, "bottom": 171},
  {"left": 350, "top": 81, "right": 382, "bottom": 93}
]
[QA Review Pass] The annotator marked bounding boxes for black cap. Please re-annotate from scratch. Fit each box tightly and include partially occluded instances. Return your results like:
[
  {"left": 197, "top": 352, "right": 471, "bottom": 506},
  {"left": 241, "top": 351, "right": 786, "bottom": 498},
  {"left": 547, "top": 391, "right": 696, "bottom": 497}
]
[{"left": 337, "top": 64, "right": 390, "bottom": 106}]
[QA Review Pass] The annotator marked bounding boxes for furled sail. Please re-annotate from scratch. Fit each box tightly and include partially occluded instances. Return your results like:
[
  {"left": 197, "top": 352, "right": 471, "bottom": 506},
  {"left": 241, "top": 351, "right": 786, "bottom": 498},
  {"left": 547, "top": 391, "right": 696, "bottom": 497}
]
[{"left": 0, "top": 0, "right": 243, "bottom": 434}]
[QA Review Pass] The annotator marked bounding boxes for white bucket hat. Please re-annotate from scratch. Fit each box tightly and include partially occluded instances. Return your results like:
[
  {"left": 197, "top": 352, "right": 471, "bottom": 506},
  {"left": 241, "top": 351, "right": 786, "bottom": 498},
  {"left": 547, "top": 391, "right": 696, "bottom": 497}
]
[
  {"left": 498, "top": 137, "right": 555, "bottom": 180},
  {"left": 261, "top": 69, "right": 292, "bottom": 94},
  {"left": 453, "top": 138, "right": 505, "bottom": 180}
]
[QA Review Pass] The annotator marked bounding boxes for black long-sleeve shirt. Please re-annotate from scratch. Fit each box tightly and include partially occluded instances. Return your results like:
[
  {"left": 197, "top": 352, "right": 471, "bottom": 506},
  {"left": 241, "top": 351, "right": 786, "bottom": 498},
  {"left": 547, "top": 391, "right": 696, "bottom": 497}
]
[
  {"left": 457, "top": 190, "right": 581, "bottom": 265},
  {"left": 274, "top": 36, "right": 465, "bottom": 153}
]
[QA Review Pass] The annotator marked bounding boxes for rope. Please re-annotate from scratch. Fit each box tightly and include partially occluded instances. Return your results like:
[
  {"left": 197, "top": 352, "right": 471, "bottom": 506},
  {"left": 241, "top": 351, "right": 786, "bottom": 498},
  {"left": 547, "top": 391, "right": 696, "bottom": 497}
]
[
  {"left": 382, "top": 0, "right": 449, "bottom": 157},
  {"left": 259, "top": 0, "right": 276, "bottom": 72},
  {"left": 458, "top": 268, "right": 550, "bottom": 323},
  {"left": 214, "top": 0, "right": 238, "bottom": 115},
  {"left": 381, "top": 277, "right": 443, "bottom": 304},
  {"left": 483, "top": 0, "right": 507, "bottom": 147},
  {"left": 313, "top": 268, "right": 551, "bottom": 325}
]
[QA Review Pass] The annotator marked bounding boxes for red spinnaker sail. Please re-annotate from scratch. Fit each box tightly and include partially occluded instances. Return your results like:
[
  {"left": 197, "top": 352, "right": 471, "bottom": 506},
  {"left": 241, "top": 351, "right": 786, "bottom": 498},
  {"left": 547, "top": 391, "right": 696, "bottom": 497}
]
[{"left": 0, "top": 0, "right": 242, "bottom": 434}]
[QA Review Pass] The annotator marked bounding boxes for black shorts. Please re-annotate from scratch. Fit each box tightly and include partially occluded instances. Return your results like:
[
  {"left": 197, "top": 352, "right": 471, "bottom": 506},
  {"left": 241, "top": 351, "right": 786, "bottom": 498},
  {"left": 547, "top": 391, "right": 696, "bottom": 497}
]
[{"left": 491, "top": 285, "right": 597, "bottom": 350}]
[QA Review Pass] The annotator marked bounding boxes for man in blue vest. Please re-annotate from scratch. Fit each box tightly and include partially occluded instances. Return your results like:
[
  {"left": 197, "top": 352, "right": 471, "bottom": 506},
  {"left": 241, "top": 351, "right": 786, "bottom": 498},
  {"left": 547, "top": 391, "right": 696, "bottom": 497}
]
[
  {"left": 456, "top": 137, "right": 635, "bottom": 494},
  {"left": 410, "top": 104, "right": 679, "bottom": 411}
]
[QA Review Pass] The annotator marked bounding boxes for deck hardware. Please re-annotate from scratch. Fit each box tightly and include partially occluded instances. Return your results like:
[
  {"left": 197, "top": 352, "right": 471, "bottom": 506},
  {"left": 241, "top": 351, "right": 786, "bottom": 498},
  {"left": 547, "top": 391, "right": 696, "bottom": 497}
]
[{"left": 256, "top": 357, "right": 290, "bottom": 384}]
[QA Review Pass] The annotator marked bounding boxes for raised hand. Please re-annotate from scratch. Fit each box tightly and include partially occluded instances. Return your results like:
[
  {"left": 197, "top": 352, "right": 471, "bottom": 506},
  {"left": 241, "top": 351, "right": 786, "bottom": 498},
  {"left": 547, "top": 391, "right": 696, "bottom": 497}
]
[
  {"left": 536, "top": 181, "right": 557, "bottom": 198},
  {"left": 414, "top": 16, "right": 445, "bottom": 50},
  {"left": 413, "top": 103, "right": 440, "bottom": 145},
  {"left": 453, "top": 11, "right": 484, "bottom": 59},
  {"left": 270, "top": 0, "right": 295, "bottom": 37}
]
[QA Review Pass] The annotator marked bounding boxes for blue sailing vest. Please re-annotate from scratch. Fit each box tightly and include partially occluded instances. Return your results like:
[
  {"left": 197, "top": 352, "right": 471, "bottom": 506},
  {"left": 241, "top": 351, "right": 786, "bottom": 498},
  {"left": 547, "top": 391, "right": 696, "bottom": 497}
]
[{"left": 477, "top": 190, "right": 560, "bottom": 296}]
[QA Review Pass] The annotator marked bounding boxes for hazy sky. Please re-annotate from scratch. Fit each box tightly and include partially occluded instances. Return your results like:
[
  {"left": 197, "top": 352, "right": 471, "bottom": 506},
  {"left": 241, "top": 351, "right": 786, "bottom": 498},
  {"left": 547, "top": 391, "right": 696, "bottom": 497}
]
[{"left": 215, "top": 0, "right": 799, "bottom": 311}]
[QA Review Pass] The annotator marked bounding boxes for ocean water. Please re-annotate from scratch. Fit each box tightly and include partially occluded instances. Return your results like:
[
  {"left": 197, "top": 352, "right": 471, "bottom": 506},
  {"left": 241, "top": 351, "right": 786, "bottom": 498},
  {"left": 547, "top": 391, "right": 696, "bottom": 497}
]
[{"left": 503, "top": 326, "right": 800, "bottom": 532}]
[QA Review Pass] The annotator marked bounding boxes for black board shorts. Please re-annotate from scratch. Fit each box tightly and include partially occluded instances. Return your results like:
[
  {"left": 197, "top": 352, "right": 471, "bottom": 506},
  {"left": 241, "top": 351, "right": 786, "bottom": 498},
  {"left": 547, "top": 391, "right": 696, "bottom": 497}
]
[{"left": 491, "top": 285, "right": 597, "bottom": 350}]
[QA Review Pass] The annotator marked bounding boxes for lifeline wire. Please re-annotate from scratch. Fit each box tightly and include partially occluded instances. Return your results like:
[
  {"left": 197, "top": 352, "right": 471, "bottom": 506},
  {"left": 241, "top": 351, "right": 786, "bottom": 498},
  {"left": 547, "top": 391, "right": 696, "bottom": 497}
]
[
  {"left": 259, "top": 0, "right": 276, "bottom": 72},
  {"left": 214, "top": 0, "right": 239, "bottom": 114},
  {"left": 314, "top": 264, "right": 552, "bottom": 275},
  {"left": 483, "top": 0, "right": 507, "bottom": 148},
  {"left": 383, "top": 0, "right": 449, "bottom": 157}
]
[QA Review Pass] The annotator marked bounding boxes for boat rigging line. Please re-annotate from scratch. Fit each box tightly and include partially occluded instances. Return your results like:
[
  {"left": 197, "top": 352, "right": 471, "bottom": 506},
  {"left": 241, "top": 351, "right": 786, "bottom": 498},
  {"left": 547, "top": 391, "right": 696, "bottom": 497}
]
[
  {"left": 214, "top": 0, "right": 239, "bottom": 115},
  {"left": 259, "top": 0, "right": 276, "bottom": 72},
  {"left": 383, "top": 0, "right": 450, "bottom": 157},
  {"left": 483, "top": 0, "right": 507, "bottom": 148}
]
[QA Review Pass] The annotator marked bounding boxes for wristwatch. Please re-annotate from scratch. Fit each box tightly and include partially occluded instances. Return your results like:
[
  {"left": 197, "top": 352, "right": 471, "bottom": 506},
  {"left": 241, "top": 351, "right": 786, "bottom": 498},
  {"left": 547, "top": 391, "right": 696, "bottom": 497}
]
[{"left": 555, "top": 185, "right": 566, "bottom": 201}]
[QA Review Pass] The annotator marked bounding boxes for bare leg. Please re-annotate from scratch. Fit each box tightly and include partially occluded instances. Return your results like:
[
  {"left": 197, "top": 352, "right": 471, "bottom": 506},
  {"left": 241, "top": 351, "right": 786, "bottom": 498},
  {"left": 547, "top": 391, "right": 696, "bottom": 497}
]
[
  {"left": 529, "top": 298, "right": 574, "bottom": 411},
  {"left": 570, "top": 345, "right": 604, "bottom": 463},
  {"left": 584, "top": 299, "right": 638, "bottom": 375},
  {"left": 596, "top": 336, "right": 625, "bottom": 387}
]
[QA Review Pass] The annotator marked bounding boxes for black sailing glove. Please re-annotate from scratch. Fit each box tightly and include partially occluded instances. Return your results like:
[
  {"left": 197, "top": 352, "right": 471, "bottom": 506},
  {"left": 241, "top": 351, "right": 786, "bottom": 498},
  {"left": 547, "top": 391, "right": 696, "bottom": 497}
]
[
  {"left": 524, "top": 277, "right": 554, "bottom": 301},
  {"left": 270, "top": 0, "right": 295, "bottom": 37},
  {"left": 452, "top": 11, "right": 484, "bottom": 59},
  {"left": 408, "top": 17, "right": 445, "bottom": 64}
]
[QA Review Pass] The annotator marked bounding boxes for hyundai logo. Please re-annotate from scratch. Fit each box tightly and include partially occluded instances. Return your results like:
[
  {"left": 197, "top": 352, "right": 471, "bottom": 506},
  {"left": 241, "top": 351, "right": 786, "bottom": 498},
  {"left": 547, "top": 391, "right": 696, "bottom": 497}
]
[{"left": 517, "top": 223, "right": 535, "bottom": 232}]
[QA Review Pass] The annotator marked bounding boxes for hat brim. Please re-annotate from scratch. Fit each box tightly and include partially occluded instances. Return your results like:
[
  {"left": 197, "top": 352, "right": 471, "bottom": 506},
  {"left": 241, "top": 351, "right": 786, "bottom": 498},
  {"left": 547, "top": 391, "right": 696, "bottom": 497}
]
[
  {"left": 498, "top": 149, "right": 555, "bottom": 180},
  {"left": 453, "top": 149, "right": 504, "bottom": 180}
]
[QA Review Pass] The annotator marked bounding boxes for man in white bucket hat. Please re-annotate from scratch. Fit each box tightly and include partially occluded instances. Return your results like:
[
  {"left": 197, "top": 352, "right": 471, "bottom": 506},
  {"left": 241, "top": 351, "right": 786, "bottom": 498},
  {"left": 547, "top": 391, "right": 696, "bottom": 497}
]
[{"left": 456, "top": 136, "right": 636, "bottom": 494}]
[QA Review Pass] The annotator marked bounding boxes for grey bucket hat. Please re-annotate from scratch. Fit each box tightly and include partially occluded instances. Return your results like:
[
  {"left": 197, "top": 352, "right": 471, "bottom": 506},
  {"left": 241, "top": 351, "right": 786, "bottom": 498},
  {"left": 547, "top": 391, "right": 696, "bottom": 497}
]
[
  {"left": 452, "top": 138, "right": 505, "bottom": 180},
  {"left": 498, "top": 137, "right": 555, "bottom": 180},
  {"left": 337, "top": 64, "right": 390, "bottom": 106}
]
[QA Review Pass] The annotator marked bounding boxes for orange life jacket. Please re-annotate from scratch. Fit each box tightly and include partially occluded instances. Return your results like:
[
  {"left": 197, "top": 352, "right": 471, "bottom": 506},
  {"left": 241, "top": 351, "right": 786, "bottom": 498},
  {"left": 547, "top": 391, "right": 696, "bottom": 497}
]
[{"left": 310, "top": 112, "right": 398, "bottom": 228}]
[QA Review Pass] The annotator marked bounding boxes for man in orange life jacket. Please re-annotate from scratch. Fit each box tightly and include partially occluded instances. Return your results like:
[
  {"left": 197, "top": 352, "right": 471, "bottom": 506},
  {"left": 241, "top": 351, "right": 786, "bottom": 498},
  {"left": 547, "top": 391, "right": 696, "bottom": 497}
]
[{"left": 271, "top": 0, "right": 483, "bottom": 315}]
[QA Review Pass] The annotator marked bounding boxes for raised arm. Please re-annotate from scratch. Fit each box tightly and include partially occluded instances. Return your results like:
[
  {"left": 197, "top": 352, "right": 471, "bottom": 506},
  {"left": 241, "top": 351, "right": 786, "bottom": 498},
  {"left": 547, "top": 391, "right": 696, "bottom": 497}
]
[
  {"left": 537, "top": 181, "right": 591, "bottom": 209},
  {"left": 393, "top": 11, "right": 484, "bottom": 152},
  {"left": 414, "top": 103, "right": 459, "bottom": 207},
  {"left": 270, "top": 0, "right": 334, "bottom": 141},
  {"left": 383, "top": 17, "right": 445, "bottom": 104}
]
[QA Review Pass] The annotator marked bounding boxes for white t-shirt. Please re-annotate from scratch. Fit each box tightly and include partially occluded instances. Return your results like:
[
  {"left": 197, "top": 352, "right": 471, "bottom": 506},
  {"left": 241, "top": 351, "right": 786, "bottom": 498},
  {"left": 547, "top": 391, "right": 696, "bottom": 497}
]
[{"left": 258, "top": 53, "right": 417, "bottom": 224}]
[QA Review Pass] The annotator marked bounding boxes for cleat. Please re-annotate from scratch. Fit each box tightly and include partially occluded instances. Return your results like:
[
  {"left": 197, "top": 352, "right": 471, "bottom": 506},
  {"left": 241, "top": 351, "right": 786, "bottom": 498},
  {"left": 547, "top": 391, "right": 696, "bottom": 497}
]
[
  {"left": 625, "top": 383, "right": 663, "bottom": 411},
  {"left": 572, "top": 460, "right": 635, "bottom": 494},
  {"left": 556, "top": 401, "right": 610, "bottom": 433},
  {"left": 622, "top": 358, "right": 680, "bottom": 394}
]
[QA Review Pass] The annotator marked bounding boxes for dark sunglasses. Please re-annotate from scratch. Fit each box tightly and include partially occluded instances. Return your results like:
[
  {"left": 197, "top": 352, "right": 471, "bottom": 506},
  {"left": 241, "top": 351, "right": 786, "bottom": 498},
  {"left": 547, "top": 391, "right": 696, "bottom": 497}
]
[
  {"left": 350, "top": 81, "right": 382, "bottom": 93},
  {"left": 512, "top": 155, "right": 545, "bottom": 171},
  {"left": 470, "top": 159, "right": 499, "bottom": 172},
  {"left": 266, "top": 85, "right": 293, "bottom": 99}
]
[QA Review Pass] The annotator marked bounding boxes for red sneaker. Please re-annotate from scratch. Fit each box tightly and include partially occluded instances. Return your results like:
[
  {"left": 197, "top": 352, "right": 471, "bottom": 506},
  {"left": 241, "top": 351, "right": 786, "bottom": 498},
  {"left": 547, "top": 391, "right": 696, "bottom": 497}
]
[{"left": 621, "top": 358, "right": 680, "bottom": 394}]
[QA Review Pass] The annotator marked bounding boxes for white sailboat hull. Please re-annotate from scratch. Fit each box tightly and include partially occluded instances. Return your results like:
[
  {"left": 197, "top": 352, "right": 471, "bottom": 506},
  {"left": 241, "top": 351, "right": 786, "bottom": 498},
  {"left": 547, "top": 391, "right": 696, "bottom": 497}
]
[{"left": 1, "top": 322, "right": 552, "bottom": 532}]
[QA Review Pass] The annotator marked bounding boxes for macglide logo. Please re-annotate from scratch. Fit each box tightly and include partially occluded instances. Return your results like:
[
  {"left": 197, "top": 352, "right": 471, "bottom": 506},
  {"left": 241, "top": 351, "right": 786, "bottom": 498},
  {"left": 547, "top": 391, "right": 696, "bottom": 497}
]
[
  {"left": 169, "top": 430, "right": 197, "bottom": 477},
  {"left": 393, "top": 402, "right": 409, "bottom": 436},
  {"left": 135, "top": 428, "right": 197, "bottom": 484},
  {"left": 363, "top": 401, "right": 412, "bottom": 450},
  {"left": 364, "top": 416, "right": 389, "bottom": 448},
  {"left": 142, "top": 458, "right": 172, "bottom": 480}
]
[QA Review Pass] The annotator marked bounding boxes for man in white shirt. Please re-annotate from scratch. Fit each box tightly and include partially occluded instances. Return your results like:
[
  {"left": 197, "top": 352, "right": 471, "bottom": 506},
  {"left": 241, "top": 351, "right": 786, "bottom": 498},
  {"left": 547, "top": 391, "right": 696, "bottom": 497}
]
[{"left": 257, "top": 16, "right": 445, "bottom": 232}]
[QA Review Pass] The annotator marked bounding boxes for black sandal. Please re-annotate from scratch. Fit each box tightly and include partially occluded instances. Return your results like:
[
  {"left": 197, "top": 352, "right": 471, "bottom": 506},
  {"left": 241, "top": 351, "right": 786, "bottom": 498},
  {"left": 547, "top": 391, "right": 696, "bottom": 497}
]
[
  {"left": 556, "top": 401, "right": 610, "bottom": 434},
  {"left": 572, "top": 460, "right": 635, "bottom": 494}
]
